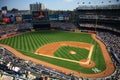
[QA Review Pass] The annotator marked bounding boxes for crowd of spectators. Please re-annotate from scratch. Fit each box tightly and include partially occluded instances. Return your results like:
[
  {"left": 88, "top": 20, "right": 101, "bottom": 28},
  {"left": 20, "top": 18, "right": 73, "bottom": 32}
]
[
  {"left": 79, "top": 23, "right": 120, "bottom": 33},
  {"left": 0, "top": 22, "right": 78, "bottom": 38},
  {"left": 96, "top": 31, "right": 120, "bottom": 64},
  {"left": 79, "top": 15, "right": 120, "bottom": 21},
  {"left": 96, "top": 31, "right": 120, "bottom": 80},
  {"left": 0, "top": 47, "right": 79, "bottom": 80},
  {"left": 0, "top": 23, "right": 32, "bottom": 38},
  {"left": 102, "top": 66, "right": 120, "bottom": 80},
  {"left": 51, "top": 22, "right": 78, "bottom": 31}
]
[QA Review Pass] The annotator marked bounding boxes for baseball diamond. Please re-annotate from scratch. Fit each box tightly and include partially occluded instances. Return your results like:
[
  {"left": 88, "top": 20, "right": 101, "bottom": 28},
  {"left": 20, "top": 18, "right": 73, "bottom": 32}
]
[{"left": 0, "top": 30, "right": 115, "bottom": 78}]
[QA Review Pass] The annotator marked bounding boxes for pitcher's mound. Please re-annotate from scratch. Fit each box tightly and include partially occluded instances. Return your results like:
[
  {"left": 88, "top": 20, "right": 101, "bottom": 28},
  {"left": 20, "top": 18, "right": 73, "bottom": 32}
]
[{"left": 70, "top": 51, "right": 76, "bottom": 54}]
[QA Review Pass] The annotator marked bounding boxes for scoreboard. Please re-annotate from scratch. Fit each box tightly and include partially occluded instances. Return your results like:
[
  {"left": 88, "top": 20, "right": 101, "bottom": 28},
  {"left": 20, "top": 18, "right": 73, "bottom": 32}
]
[{"left": 32, "top": 11, "right": 48, "bottom": 20}]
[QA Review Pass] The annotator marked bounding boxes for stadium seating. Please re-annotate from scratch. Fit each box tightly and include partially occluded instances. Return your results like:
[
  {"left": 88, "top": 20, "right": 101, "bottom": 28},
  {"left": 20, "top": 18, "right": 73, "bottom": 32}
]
[
  {"left": 0, "top": 47, "right": 79, "bottom": 80},
  {"left": 97, "top": 31, "right": 120, "bottom": 65},
  {"left": 0, "top": 23, "right": 32, "bottom": 38}
]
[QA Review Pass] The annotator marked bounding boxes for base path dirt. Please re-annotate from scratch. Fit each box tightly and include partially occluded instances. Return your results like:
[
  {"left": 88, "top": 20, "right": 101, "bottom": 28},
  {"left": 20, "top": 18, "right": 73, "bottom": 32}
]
[{"left": 0, "top": 33, "right": 115, "bottom": 78}]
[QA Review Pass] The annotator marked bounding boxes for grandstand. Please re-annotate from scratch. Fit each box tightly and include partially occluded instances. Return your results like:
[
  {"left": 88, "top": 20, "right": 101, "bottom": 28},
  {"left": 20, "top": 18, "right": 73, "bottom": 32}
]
[
  {"left": 0, "top": 47, "right": 78, "bottom": 80},
  {"left": 75, "top": 4, "right": 120, "bottom": 79},
  {"left": 76, "top": 4, "right": 120, "bottom": 32}
]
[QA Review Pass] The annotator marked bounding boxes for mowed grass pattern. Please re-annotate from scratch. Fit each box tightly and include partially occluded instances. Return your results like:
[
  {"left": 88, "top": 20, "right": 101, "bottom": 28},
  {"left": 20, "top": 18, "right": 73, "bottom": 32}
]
[
  {"left": 54, "top": 46, "right": 89, "bottom": 61},
  {"left": 0, "top": 31, "right": 106, "bottom": 74}
]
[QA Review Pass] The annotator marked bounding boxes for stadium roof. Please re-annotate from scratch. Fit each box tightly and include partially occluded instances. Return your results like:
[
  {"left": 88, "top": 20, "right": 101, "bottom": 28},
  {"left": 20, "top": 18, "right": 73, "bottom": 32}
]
[{"left": 76, "top": 4, "right": 120, "bottom": 10}]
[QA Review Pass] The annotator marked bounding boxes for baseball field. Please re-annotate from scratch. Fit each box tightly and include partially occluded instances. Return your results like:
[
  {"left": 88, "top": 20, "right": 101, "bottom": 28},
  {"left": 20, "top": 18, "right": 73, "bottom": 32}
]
[{"left": 0, "top": 30, "right": 115, "bottom": 78}]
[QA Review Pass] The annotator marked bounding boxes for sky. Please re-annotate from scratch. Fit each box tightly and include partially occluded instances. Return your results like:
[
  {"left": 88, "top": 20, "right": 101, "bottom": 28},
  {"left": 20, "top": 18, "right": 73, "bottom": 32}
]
[{"left": 0, "top": 0, "right": 120, "bottom": 10}]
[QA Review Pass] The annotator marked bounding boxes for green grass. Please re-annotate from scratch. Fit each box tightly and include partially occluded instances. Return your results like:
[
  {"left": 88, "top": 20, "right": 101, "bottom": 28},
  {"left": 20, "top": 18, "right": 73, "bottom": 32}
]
[
  {"left": 0, "top": 30, "right": 106, "bottom": 74},
  {"left": 54, "top": 46, "right": 89, "bottom": 61}
]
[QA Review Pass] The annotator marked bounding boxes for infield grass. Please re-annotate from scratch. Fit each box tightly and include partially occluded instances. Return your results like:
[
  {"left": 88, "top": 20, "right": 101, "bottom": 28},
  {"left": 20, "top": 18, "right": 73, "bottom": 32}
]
[
  {"left": 0, "top": 31, "right": 106, "bottom": 74},
  {"left": 54, "top": 46, "right": 89, "bottom": 61}
]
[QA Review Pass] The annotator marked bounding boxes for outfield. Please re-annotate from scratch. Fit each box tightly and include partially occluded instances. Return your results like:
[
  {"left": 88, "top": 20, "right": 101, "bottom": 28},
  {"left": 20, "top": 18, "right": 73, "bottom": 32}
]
[{"left": 0, "top": 31, "right": 106, "bottom": 75}]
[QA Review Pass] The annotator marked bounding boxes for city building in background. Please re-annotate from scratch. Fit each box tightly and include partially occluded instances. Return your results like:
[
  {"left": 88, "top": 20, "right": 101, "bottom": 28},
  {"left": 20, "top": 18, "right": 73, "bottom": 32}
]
[
  {"left": 30, "top": 2, "right": 50, "bottom": 30},
  {"left": 30, "top": 2, "right": 45, "bottom": 12}
]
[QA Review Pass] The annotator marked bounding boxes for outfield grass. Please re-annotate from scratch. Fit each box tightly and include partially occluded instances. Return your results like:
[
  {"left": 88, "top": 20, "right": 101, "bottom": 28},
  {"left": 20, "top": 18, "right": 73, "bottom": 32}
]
[{"left": 0, "top": 31, "right": 106, "bottom": 74}]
